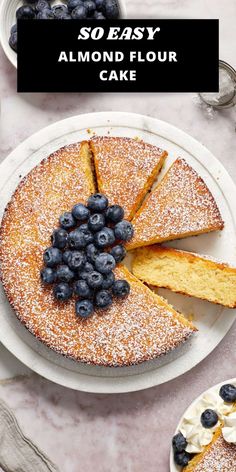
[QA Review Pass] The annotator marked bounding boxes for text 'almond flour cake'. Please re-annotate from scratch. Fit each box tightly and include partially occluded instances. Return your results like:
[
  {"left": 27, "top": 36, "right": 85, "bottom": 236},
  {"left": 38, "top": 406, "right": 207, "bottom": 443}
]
[
  {"left": 127, "top": 158, "right": 224, "bottom": 250},
  {"left": 132, "top": 246, "right": 236, "bottom": 308},
  {"left": 0, "top": 137, "right": 196, "bottom": 367},
  {"left": 172, "top": 382, "right": 236, "bottom": 471}
]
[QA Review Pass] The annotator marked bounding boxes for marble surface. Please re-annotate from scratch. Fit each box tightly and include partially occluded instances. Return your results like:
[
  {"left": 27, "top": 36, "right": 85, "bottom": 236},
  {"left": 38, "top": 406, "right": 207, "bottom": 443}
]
[{"left": 0, "top": 0, "right": 236, "bottom": 471}]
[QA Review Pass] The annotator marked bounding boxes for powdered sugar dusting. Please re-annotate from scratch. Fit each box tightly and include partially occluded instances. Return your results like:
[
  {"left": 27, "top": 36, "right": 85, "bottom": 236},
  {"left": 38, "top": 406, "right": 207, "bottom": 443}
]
[
  {"left": 91, "top": 136, "right": 167, "bottom": 220},
  {"left": 128, "top": 158, "right": 224, "bottom": 249},
  {"left": 0, "top": 141, "right": 194, "bottom": 367},
  {"left": 192, "top": 434, "right": 236, "bottom": 471}
]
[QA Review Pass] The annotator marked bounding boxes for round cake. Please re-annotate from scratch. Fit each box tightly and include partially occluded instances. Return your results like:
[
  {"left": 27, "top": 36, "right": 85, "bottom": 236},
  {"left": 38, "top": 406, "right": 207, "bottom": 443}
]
[{"left": 0, "top": 137, "right": 200, "bottom": 367}]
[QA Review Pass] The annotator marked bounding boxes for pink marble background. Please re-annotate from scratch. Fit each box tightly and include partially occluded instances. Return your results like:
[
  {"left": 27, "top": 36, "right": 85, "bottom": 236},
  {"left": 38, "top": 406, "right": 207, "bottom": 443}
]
[{"left": 0, "top": 0, "right": 236, "bottom": 471}]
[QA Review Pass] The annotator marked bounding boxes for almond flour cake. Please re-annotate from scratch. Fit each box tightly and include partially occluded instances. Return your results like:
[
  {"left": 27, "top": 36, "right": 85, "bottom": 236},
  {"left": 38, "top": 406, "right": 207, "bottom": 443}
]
[
  {"left": 127, "top": 158, "right": 224, "bottom": 250},
  {"left": 132, "top": 246, "right": 236, "bottom": 308},
  {"left": 90, "top": 136, "right": 167, "bottom": 220},
  {"left": 172, "top": 382, "right": 236, "bottom": 471},
  {"left": 0, "top": 138, "right": 196, "bottom": 367}
]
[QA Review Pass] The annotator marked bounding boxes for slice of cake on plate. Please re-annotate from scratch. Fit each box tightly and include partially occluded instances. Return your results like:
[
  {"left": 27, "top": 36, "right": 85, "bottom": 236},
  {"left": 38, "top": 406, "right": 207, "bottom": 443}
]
[
  {"left": 172, "top": 382, "right": 236, "bottom": 471},
  {"left": 132, "top": 246, "right": 236, "bottom": 308},
  {"left": 90, "top": 136, "right": 167, "bottom": 220},
  {"left": 127, "top": 158, "right": 224, "bottom": 250}
]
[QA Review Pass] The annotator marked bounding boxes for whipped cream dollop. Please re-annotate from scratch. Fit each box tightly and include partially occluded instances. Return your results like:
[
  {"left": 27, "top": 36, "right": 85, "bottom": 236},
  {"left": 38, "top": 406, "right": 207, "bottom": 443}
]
[
  {"left": 222, "top": 411, "right": 236, "bottom": 445},
  {"left": 180, "top": 391, "right": 234, "bottom": 453}
]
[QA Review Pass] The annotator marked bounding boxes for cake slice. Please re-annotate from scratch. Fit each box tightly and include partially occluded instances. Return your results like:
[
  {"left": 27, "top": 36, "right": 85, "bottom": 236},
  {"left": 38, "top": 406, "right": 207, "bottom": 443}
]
[
  {"left": 132, "top": 246, "right": 236, "bottom": 308},
  {"left": 127, "top": 158, "right": 224, "bottom": 250},
  {"left": 184, "top": 417, "right": 236, "bottom": 472},
  {"left": 90, "top": 136, "right": 167, "bottom": 220}
]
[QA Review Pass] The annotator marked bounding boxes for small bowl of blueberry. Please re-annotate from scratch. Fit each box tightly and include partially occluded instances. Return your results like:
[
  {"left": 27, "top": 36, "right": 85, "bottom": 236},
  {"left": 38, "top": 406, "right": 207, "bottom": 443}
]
[{"left": 0, "top": 0, "right": 126, "bottom": 68}]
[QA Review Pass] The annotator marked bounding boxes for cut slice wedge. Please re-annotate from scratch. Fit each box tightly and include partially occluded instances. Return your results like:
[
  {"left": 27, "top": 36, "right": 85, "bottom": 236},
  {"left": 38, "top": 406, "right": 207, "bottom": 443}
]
[
  {"left": 132, "top": 246, "right": 236, "bottom": 308},
  {"left": 90, "top": 136, "right": 167, "bottom": 220},
  {"left": 127, "top": 158, "right": 224, "bottom": 250}
]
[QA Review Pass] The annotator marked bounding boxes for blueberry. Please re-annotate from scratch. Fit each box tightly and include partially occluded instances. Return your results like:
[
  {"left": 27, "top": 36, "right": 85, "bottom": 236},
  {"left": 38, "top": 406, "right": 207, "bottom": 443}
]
[
  {"left": 103, "top": 0, "right": 119, "bottom": 18},
  {"left": 51, "top": 228, "right": 68, "bottom": 249},
  {"left": 71, "top": 5, "right": 88, "bottom": 18},
  {"left": 56, "top": 265, "right": 74, "bottom": 283},
  {"left": 63, "top": 250, "right": 73, "bottom": 265},
  {"left": 114, "top": 220, "right": 134, "bottom": 241},
  {"left": 112, "top": 279, "right": 130, "bottom": 298},
  {"left": 75, "top": 299, "right": 93, "bottom": 318},
  {"left": 94, "top": 227, "right": 115, "bottom": 249},
  {"left": 88, "top": 213, "right": 105, "bottom": 232},
  {"left": 67, "top": 250, "right": 86, "bottom": 271},
  {"left": 174, "top": 451, "right": 191, "bottom": 467},
  {"left": 201, "top": 409, "right": 218, "bottom": 429},
  {"left": 40, "top": 267, "right": 55, "bottom": 284},
  {"left": 16, "top": 5, "right": 36, "bottom": 19},
  {"left": 95, "top": 290, "right": 112, "bottom": 309},
  {"left": 59, "top": 211, "right": 76, "bottom": 229},
  {"left": 37, "top": 8, "right": 54, "bottom": 18},
  {"left": 83, "top": 0, "right": 96, "bottom": 15},
  {"left": 79, "top": 224, "right": 94, "bottom": 245},
  {"left": 68, "top": 229, "right": 87, "bottom": 249},
  {"left": 67, "top": 0, "right": 83, "bottom": 11},
  {"left": 72, "top": 203, "right": 90, "bottom": 221},
  {"left": 52, "top": 4, "right": 69, "bottom": 18},
  {"left": 86, "top": 243, "right": 100, "bottom": 263},
  {"left": 95, "top": 0, "right": 105, "bottom": 11},
  {"left": 87, "top": 193, "right": 108, "bottom": 212},
  {"left": 110, "top": 244, "right": 126, "bottom": 263},
  {"left": 54, "top": 282, "right": 72, "bottom": 301},
  {"left": 172, "top": 432, "right": 187, "bottom": 453},
  {"left": 219, "top": 384, "right": 236, "bottom": 403},
  {"left": 95, "top": 253, "right": 116, "bottom": 274},
  {"left": 58, "top": 12, "right": 71, "bottom": 18},
  {"left": 9, "top": 32, "right": 17, "bottom": 52},
  {"left": 10, "top": 24, "right": 17, "bottom": 34},
  {"left": 93, "top": 11, "right": 105, "bottom": 18},
  {"left": 43, "top": 247, "right": 62, "bottom": 267},
  {"left": 87, "top": 271, "right": 104, "bottom": 289},
  {"left": 35, "top": 0, "right": 51, "bottom": 12},
  {"left": 106, "top": 205, "right": 124, "bottom": 223},
  {"left": 102, "top": 271, "right": 115, "bottom": 289},
  {"left": 74, "top": 279, "right": 93, "bottom": 298},
  {"left": 79, "top": 262, "right": 94, "bottom": 280}
]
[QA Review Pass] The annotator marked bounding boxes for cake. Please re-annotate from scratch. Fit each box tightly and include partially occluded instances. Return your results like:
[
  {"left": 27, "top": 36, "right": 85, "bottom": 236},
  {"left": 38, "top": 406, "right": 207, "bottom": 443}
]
[
  {"left": 132, "top": 246, "right": 236, "bottom": 308},
  {"left": 0, "top": 139, "right": 196, "bottom": 366},
  {"left": 184, "top": 428, "right": 236, "bottom": 471},
  {"left": 90, "top": 136, "right": 167, "bottom": 220},
  {"left": 172, "top": 382, "right": 236, "bottom": 471},
  {"left": 127, "top": 158, "right": 224, "bottom": 250}
]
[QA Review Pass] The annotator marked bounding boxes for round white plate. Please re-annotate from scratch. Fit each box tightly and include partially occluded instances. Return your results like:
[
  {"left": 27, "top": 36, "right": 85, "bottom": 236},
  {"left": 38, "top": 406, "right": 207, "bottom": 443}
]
[
  {"left": 0, "top": 0, "right": 127, "bottom": 69},
  {"left": 170, "top": 377, "right": 236, "bottom": 471},
  {"left": 0, "top": 111, "right": 236, "bottom": 393}
]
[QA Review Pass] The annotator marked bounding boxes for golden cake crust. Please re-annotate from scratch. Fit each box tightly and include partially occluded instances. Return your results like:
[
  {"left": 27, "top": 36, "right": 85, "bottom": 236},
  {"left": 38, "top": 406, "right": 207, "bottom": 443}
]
[
  {"left": 127, "top": 158, "right": 224, "bottom": 250},
  {"left": 0, "top": 141, "right": 195, "bottom": 367},
  {"left": 132, "top": 245, "right": 236, "bottom": 308},
  {"left": 90, "top": 136, "right": 167, "bottom": 220}
]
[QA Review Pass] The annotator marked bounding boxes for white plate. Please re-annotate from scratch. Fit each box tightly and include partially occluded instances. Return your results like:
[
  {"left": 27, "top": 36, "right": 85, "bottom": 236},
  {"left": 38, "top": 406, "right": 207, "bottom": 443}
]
[
  {"left": 0, "top": 0, "right": 127, "bottom": 69},
  {"left": 0, "top": 111, "right": 236, "bottom": 393},
  {"left": 170, "top": 377, "right": 236, "bottom": 471}
]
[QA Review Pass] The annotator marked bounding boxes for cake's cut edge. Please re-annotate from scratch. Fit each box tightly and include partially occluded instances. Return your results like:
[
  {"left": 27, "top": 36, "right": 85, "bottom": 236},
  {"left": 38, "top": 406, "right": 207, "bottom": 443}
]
[{"left": 132, "top": 245, "right": 236, "bottom": 308}]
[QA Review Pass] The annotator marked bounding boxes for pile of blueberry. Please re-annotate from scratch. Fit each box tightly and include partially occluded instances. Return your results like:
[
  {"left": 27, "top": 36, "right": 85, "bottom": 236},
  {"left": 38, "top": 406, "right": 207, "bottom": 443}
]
[
  {"left": 40, "top": 193, "right": 134, "bottom": 319},
  {"left": 172, "top": 383, "right": 236, "bottom": 467},
  {"left": 9, "top": 0, "right": 120, "bottom": 52}
]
